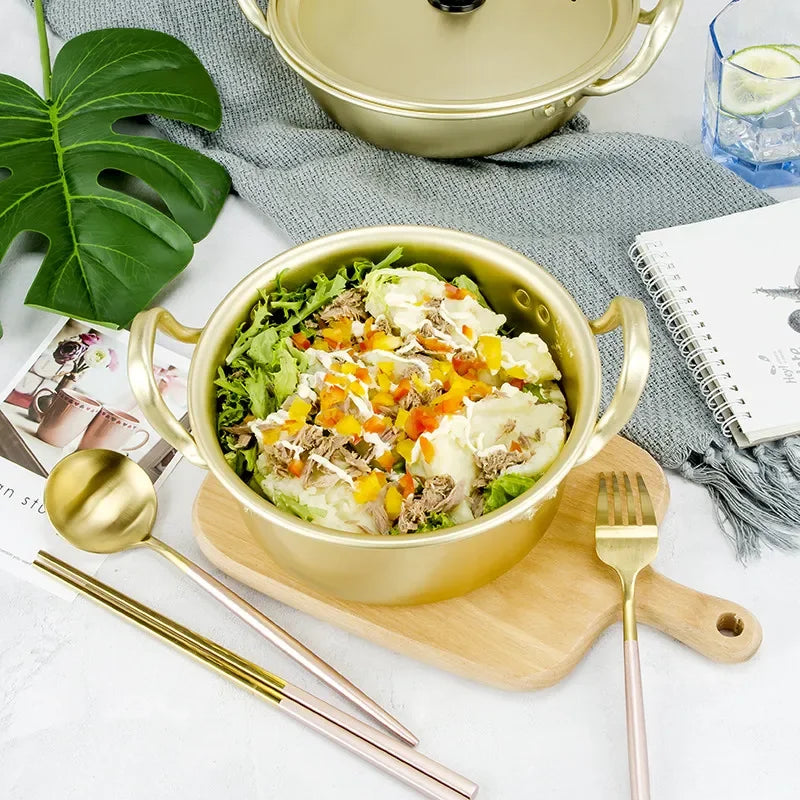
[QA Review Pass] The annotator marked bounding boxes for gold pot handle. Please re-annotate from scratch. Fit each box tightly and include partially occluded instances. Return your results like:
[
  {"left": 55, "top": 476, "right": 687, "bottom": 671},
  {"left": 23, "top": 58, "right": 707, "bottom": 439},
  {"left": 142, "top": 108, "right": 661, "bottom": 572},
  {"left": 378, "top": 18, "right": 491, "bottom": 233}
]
[
  {"left": 582, "top": 0, "right": 683, "bottom": 97},
  {"left": 128, "top": 308, "right": 207, "bottom": 469},
  {"left": 577, "top": 297, "right": 651, "bottom": 465},
  {"left": 236, "top": 0, "right": 272, "bottom": 39}
]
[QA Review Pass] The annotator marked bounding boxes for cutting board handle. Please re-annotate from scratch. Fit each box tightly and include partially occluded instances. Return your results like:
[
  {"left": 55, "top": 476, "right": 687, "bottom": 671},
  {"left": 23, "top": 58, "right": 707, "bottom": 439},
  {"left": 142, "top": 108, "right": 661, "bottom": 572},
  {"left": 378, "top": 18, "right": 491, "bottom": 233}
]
[{"left": 637, "top": 569, "right": 762, "bottom": 663}]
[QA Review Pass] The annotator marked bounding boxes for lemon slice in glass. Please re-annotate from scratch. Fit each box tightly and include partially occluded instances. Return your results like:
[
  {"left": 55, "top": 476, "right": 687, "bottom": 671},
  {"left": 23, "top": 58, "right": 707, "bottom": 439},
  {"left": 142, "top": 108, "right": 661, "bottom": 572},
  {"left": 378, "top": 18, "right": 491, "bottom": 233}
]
[
  {"left": 775, "top": 44, "right": 800, "bottom": 62},
  {"left": 720, "top": 45, "right": 800, "bottom": 116}
]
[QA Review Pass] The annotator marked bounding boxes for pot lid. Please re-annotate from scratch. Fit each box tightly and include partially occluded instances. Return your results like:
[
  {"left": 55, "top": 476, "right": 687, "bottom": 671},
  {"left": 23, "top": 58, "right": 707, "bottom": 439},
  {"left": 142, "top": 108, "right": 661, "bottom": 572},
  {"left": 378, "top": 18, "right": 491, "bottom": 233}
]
[{"left": 270, "top": 0, "right": 640, "bottom": 113}]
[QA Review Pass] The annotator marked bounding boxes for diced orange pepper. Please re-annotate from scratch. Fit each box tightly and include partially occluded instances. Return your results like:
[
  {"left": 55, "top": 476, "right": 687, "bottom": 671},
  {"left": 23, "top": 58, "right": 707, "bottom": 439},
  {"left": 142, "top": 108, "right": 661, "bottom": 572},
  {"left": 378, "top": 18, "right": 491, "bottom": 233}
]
[
  {"left": 510, "top": 378, "right": 525, "bottom": 390},
  {"left": 444, "top": 283, "right": 468, "bottom": 300},
  {"left": 364, "top": 415, "right": 388, "bottom": 434},
  {"left": 288, "top": 398, "right": 312, "bottom": 421},
  {"left": 405, "top": 407, "right": 440, "bottom": 440},
  {"left": 355, "top": 367, "right": 371, "bottom": 383},
  {"left": 417, "top": 336, "right": 452, "bottom": 353},
  {"left": 363, "top": 317, "right": 374, "bottom": 337},
  {"left": 335, "top": 414, "right": 362, "bottom": 437},
  {"left": 398, "top": 472, "right": 415, "bottom": 498},
  {"left": 393, "top": 378, "right": 412, "bottom": 401},
  {"left": 435, "top": 389, "right": 465, "bottom": 415},
  {"left": 384, "top": 485, "right": 404, "bottom": 520},
  {"left": 477, "top": 335, "right": 502, "bottom": 372},
  {"left": 376, "top": 450, "right": 395, "bottom": 471},
  {"left": 291, "top": 332, "right": 312, "bottom": 350},
  {"left": 320, "top": 385, "right": 347, "bottom": 409},
  {"left": 461, "top": 325, "right": 474, "bottom": 339},
  {"left": 468, "top": 381, "right": 493, "bottom": 400},
  {"left": 288, "top": 459, "right": 304, "bottom": 477},
  {"left": 316, "top": 408, "right": 344, "bottom": 428},
  {"left": 510, "top": 440, "right": 522, "bottom": 453},
  {"left": 282, "top": 419, "right": 304, "bottom": 435},
  {"left": 419, "top": 436, "right": 435, "bottom": 463},
  {"left": 452, "top": 353, "right": 486, "bottom": 378}
]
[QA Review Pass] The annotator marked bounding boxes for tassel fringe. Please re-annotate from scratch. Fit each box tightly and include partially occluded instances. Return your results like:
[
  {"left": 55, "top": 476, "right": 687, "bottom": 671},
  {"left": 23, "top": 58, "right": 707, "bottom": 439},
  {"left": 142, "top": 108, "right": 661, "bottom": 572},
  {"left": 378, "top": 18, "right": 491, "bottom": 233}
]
[{"left": 680, "top": 436, "right": 800, "bottom": 559}]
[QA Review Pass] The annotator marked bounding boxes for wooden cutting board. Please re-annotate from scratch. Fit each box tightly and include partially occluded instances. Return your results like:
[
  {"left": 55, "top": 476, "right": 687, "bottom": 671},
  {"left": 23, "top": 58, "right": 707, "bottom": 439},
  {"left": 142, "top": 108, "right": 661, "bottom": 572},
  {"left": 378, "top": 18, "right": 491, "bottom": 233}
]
[{"left": 193, "top": 436, "right": 762, "bottom": 689}]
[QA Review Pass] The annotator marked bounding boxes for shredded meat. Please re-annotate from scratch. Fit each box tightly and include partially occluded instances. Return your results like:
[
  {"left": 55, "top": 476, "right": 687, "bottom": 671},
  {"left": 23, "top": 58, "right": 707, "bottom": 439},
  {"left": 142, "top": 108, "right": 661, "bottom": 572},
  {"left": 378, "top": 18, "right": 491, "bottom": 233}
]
[
  {"left": 292, "top": 425, "right": 325, "bottom": 452},
  {"left": 502, "top": 419, "right": 517, "bottom": 436},
  {"left": 474, "top": 449, "right": 528, "bottom": 488},
  {"left": 338, "top": 449, "right": 371, "bottom": 474},
  {"left": 232, "top": 433, "right": 253, "bottom": 449},
  {"left": 224, "top": 423, "right": 254, "bottom": 436},
  {"left": 399, "top": 383, "right": 444, "bottom": 411},
  {"left": 373, "top": 316, "right": 393, "bottom": 334},
  {"left": 313, "top": 434, "right": 350, "bottom": 461},
  {"left": 397, "top": 475, "right": 462, "bottom": 534},
  {"left": 317, "top": 289, "right": 367, "bottom": 323},
  {"left": 261, "top": 441, "right": 295, "bottom": 476},
  {"left": 366, "top": 491, "right": 391, "bottom": 535},
  {"left": 468, "top": 491, "right": 485, "bottom": 518},
  {"left": 424, "top": 298, "right": 454, "bottom": 334}
]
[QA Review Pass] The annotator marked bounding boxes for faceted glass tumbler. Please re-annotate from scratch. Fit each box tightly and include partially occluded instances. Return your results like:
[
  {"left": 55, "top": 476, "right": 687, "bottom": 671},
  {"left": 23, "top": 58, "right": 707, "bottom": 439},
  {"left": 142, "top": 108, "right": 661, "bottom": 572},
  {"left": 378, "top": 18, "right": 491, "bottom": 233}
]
[{"left": 702, "top": 0, "right": 800, "bottom": 188}]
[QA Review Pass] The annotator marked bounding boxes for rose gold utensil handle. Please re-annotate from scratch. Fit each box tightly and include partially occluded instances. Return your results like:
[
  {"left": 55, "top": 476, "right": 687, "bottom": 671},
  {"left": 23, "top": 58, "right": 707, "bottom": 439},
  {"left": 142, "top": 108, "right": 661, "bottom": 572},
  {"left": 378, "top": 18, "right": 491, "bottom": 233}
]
[
  {"left": 281, "top": 699, "right": 469, "bottom": 800},
  {"left": 147, "top": 536, "right": 418, "bottom": 747},
  {"left": 624, "top": 640, "right": 651, "bottom": 800}
]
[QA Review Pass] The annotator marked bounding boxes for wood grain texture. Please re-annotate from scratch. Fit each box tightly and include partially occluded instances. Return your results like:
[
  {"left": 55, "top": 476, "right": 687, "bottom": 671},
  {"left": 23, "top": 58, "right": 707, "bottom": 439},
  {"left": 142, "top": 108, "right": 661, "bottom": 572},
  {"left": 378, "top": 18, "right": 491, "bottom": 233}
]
[{"left": 193, "top": 436, "right": 762, "bottom": 690}]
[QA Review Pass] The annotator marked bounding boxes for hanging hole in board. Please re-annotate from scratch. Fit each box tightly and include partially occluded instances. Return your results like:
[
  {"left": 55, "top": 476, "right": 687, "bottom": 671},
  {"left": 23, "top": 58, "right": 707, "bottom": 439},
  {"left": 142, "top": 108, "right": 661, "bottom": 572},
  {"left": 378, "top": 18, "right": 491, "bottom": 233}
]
[
  {"left": 514, "top": 288, "right": 532, "bottom": 309},
  {"left": 536, "top": 304, "right": 551, "bottom": 326},
  {"left": 716, "top": 612, "right": 744, "bottom": 637}
]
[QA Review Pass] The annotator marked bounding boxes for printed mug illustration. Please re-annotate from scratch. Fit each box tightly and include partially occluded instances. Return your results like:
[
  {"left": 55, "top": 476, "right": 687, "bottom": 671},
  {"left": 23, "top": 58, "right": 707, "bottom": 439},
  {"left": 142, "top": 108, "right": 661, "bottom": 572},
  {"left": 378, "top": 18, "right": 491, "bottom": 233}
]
[{"left": 756, "top": 265, "right": 800, "bottom": 333}]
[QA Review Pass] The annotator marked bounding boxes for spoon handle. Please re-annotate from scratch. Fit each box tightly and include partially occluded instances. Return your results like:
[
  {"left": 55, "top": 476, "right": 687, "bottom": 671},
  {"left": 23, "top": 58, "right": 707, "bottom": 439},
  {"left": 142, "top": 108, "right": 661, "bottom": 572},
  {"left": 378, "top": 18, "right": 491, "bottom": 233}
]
[{"left": 146, "top": 536, "right": 417, "bottom": 746}]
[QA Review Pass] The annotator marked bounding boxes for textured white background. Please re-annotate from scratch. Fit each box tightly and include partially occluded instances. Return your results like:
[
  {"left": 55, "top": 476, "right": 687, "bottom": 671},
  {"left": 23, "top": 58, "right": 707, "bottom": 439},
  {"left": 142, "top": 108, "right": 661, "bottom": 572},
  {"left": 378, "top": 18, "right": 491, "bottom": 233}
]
[{"left": 1, "top": 1, "right": 799, "bottom": 797}]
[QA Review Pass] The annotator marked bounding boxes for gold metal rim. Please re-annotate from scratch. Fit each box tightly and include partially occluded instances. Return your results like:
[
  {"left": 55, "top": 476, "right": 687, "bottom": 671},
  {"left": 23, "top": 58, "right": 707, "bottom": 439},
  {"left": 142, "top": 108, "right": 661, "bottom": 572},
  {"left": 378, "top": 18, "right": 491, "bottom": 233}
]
[
  {"left": 267, "top": 1, "right": 641, "bottom": 117},
  {"left": 186, "top": 226, "right": 604, "bottom": 549}
]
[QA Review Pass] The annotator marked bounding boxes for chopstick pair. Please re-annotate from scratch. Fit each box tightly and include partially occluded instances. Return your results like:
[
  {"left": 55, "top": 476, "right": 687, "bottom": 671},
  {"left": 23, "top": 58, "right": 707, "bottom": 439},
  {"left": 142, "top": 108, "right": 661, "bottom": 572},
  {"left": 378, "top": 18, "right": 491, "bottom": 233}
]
[{"left": 34, "top": 552, "right": 478, "bottom": 800}]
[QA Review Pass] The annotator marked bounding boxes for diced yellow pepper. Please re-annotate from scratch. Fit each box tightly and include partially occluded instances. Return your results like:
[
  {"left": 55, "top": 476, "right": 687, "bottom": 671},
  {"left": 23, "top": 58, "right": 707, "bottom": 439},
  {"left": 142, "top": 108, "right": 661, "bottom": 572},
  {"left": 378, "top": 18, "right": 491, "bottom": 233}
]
[
  {"left": 282, "top": 418, "right": 305, "bottom": 435},
  {"left": 350, "top": 381, "right": 367, "bottom": 397},
  {"left": 506, "top": 364, "right": 528, "bottom": 380},
  {"left": 371, "top": 333, "right": 403, "bottom": 351},
  {"left": 261, "top": 428, "right": 281, "bottom": 445},
  {"left": 339, "top": 362, "right": 357, "bottom": 375},
  {"left": 395, "top": 408, "right": 410, "bottom": 430},
  {"left": 376, "top": 450, "right": 396, "bottom": 471},
  {"left": 477, "top": 335, "right": 502, "bottom": 372},
  {"left": 335, "top": 414, "right": 362, "bottom": 437},
  {"left": 411, "top": 374, "right": 427, "bottom": 392},
  {"left": 354, "top": 472, "right": 383, "bottom": 504},
  {"left": 376, "top": 372, "right": 392, "bottom": 392},
  {"left": 384, "top": 485, "right": 404, "bottom": 520},
  {"left": 419, "top": 435, "right": 436, "bottom": 463},
  {"left": 371, "top": 391, "right": 395, "bottom": 408},
  {"left": 396, "top": 438, "right": 415, "bottom": 463},
  {"left": 377, "top": 361, "right": 394, "bottom": 375},
  {"left": 449, "top": 374, "right": 473, "bottom": 395},
  {"left": 288, "top": 398, "right": 312, "bottom": 421}
]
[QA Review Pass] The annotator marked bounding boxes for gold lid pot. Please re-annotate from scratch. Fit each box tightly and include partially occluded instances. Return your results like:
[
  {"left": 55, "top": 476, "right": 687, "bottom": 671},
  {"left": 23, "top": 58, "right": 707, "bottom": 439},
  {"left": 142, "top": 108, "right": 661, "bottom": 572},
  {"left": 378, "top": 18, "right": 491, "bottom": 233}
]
[{"left": 236, "top": 0, "right": 683, "bottom": 157}]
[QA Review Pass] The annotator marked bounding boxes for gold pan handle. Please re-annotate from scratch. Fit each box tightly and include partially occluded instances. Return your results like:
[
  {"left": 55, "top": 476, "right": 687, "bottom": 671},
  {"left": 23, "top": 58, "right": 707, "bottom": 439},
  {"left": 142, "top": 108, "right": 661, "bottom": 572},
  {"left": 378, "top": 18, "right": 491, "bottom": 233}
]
[
  {"left": 578, "top": 297, "right": 651, "bottom": 465},
  {"left": 583, "top": 0, "right": 683, "bottom": 97},
  {"left": 236, "top": 0, "right": 272, "bottom": 39},
  {"left": 128, "top": 307, "right": 206, "bottom": 468}
]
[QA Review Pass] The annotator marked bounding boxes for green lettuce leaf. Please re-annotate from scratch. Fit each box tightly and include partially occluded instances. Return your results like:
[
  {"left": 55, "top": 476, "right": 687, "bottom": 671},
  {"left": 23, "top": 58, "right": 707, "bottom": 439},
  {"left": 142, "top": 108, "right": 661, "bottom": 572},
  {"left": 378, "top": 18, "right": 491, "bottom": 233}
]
[
  {"left": 248, "top": 328, "right": 279, "bottom": 364},
  {"left": 417, "top": 512, "right": 455, "bottom": 533},
  {"left": 483, "top": 474, "right": 537, "bottom": 513},
  {"left": 452, "top": 274, "right": 489, "bottom": 307},
  {"left": 270, "top": 490, "right": 324, "bottom": 522}
]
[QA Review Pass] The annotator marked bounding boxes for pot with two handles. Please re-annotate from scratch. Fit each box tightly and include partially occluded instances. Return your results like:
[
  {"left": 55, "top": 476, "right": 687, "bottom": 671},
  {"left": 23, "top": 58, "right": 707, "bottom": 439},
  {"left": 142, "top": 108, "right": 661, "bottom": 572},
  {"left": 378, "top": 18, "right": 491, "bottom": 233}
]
[
  {"left": 234, "top": 0, "right": 683, "bottom": 158},
  {"left": 129, "top": 227, "right": 650, "bottom": 605}
]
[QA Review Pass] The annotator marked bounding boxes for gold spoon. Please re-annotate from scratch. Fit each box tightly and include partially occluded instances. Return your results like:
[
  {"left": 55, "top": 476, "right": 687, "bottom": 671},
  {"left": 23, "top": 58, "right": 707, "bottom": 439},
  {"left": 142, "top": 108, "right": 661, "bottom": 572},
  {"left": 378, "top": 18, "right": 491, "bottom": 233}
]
[{"left": 44, "top": 448, "right": 417, "bottom": 747}]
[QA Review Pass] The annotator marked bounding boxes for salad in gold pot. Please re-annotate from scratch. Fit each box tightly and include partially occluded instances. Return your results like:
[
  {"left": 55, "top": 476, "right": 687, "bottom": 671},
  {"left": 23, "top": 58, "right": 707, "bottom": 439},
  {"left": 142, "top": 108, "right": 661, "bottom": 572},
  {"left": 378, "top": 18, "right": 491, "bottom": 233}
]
[{"left": 216, "top": 248, "right": 568, "bottom": 535}]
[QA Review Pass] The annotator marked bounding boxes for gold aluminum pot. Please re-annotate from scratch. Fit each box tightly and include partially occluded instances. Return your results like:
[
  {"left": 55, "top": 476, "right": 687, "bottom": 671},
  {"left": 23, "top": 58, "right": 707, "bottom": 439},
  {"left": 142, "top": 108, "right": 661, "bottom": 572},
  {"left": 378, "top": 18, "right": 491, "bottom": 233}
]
[
  {"left": 128, "top": 227, "right": 650, "bottom": 605},
  {"left": 235, "top": 0, "right": 683, "bottom": 158}
]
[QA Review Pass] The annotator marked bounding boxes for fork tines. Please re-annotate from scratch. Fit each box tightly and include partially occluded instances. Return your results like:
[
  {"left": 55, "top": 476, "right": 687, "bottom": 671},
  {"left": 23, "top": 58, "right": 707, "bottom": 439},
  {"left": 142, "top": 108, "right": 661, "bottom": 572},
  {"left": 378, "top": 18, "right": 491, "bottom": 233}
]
[{"left": 596, "top": 473, "right": 656, "bottom": 528}]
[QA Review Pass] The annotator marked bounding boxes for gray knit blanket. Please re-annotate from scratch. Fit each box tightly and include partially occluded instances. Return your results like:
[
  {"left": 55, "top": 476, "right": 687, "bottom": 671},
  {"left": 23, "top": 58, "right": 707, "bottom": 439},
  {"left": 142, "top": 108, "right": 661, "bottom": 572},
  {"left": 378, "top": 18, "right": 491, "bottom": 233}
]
[{"left": 39, "top": 0, "right": 800, "bottom": 556}]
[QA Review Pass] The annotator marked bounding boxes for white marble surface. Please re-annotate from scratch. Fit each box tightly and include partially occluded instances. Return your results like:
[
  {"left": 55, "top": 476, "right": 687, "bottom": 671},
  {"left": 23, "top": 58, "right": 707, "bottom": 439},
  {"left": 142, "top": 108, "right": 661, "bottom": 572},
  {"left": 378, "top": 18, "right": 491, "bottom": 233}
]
[{"left": 2, "top": 1, "right": 799, "bottom": 798}]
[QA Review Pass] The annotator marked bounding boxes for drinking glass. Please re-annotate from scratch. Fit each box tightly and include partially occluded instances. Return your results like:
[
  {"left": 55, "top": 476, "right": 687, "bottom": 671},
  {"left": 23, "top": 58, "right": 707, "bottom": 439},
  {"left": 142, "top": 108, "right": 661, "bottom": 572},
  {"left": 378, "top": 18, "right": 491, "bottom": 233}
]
[{"left": 702, "top": 0, "right": 800, "bottom": 188}]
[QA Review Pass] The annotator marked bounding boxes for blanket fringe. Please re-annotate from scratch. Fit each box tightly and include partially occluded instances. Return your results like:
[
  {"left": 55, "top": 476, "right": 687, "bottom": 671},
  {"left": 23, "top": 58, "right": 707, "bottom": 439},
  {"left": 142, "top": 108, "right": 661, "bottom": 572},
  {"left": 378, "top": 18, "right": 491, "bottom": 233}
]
[{"left": 680, "top": 437, "right": 800, "bottom": 559}]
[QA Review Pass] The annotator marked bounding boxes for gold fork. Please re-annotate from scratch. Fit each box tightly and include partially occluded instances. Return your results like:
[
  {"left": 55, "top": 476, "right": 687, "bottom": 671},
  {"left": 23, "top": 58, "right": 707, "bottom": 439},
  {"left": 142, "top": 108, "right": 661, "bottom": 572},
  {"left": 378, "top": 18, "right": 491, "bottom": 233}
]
[{"left": 596, "top": 473, "right": 659, "bottom": 800}]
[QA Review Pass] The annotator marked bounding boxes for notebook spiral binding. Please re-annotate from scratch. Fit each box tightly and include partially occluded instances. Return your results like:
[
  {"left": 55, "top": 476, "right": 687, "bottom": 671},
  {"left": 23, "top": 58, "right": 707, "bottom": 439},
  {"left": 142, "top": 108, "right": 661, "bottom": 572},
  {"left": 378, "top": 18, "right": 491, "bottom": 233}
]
[{"left": 629, "top": 241, "right": 751, "bottom": 438}]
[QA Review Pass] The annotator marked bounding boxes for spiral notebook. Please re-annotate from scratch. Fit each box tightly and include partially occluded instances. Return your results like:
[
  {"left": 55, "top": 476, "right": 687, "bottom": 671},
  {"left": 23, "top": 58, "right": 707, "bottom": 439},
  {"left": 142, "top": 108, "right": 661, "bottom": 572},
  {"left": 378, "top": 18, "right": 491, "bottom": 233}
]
[{"left": 631, "top": 199, "right": 800, "bottom": 448}]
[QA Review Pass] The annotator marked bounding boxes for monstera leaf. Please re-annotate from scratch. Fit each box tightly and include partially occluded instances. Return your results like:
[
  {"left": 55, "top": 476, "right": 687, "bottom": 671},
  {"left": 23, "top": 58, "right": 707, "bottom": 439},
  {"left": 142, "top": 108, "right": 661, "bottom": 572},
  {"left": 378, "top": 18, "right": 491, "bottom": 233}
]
[{"left": 0, "top": 15, "right": 229, "bottom": 330}]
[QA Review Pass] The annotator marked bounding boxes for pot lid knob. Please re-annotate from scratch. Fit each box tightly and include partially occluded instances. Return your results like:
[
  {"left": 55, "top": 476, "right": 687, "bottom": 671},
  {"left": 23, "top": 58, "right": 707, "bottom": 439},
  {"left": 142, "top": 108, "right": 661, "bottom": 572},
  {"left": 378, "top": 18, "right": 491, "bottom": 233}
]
[{"left": 427, "top": 0, "right": 486, "bottom": 12}]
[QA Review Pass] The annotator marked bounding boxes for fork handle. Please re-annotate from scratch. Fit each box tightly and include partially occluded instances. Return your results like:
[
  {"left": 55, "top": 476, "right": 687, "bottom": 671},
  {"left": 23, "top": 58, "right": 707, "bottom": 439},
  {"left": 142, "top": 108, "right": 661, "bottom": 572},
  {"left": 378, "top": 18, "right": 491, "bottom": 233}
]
[{"left": 624, "top": 640, "right": 651, "bottom": 800}]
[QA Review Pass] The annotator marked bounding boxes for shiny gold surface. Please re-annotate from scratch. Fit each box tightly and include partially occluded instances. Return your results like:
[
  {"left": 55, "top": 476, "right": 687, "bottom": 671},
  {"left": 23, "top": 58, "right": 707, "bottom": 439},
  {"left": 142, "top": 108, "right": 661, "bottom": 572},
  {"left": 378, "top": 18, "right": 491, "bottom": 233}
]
[
  {"left": 44, "top": 450, "right": 415, "bottom": 741},
  {"left": 34, "top": 550, "right": 286, "bottom": 703},
  {"left": 44, "top": 449, "right": 157, "bottom": 553},
  {"left": 129, "top": 226, "right": 651, "bottom": 604},
  {"left": 236, "top": 0, "right": 683, "bottom": 157},
  {"left": 595, "top": 473, "right": 659, "bottom": 641}
]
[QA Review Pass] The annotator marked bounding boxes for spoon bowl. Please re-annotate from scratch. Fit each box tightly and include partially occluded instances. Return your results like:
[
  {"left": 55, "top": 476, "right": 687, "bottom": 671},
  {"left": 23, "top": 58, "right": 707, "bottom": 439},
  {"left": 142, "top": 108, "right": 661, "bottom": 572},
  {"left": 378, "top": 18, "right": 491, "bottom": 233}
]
[{"left": 45, "top": 449, "right": 157, "bottom": 553}]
